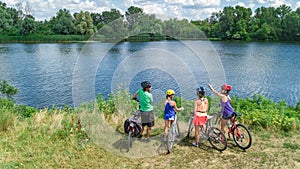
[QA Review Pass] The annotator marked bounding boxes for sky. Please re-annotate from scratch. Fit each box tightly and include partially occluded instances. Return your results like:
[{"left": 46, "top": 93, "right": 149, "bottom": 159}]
[{"left": 3, "top": 0, "right": 300, "bottom": 21}]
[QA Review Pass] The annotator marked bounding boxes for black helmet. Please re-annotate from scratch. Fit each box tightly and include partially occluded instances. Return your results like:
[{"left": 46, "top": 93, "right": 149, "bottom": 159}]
[
  {"left": 199, "top": 86, "right": 205, "bottom": 92},
  {"left": 197, "top": 86, "right": 205, "bottom": 95},
  {"left": 141, "top": 81, "right": 151, "bottom": 89}
]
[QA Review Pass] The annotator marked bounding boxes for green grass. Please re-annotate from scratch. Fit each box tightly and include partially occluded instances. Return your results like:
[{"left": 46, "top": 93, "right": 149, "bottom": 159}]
[
  {"left": 0, "top": 35, "right": 90, "bottom": 43},
  {"left": 0, "top": 105, "right": 300, "bottom": 169}
]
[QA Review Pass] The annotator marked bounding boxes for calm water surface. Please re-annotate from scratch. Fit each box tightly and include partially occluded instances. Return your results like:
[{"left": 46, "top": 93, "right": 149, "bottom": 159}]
[{"left": 0, "top": 41, "right": 299, "bottom": 108}]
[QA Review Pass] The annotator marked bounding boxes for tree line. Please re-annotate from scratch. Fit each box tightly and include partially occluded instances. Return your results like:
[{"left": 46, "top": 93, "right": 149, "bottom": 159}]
[{"left": 0, "top": 1, "right": 299, "bottom": 41}]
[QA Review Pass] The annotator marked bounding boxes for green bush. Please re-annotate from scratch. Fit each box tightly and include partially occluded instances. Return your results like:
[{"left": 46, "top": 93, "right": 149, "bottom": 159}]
[{"left": 231, "top": 94, "right": 300, "bottom": 131}]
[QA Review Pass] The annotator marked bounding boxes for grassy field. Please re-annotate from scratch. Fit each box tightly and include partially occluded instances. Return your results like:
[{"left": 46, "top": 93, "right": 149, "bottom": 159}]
[{"left": 0, "top": 107, "right": 299, "bottom": 169}]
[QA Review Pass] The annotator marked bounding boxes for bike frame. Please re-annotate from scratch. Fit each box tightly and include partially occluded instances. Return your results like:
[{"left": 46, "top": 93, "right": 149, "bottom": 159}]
[
  {"left": 215, "top": 111, "right": 252, "bottom": 150},
  {"left": 167, "top": 114, "right": 179, "bottom": 153}
]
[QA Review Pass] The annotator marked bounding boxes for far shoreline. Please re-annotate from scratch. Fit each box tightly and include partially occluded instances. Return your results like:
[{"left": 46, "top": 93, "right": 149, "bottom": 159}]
[{"left": 2, "top": 35, "right": 300, "bottom": 44}]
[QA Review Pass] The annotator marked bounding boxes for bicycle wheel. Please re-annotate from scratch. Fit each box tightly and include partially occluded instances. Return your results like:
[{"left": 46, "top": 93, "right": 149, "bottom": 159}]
[
  {"left": 167, "top": 127, "right": 175, "bottom": 153},
  {"left": 232, "top": 123, "right": 252, "bottom": 150},
  {"left": 187, "top": 117, "right": 194, "bottom": 138},
  {"left": 127, "top": 130, "right": 133, "bottom": 151},
  {"left": 176, "top": 121, "right": 180, "bottom": 138},
  {"left": 208, "top": 127, "right": 227, "bottom": 152}
]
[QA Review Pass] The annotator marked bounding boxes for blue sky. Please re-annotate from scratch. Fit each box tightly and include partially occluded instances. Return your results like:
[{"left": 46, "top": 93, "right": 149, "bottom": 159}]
[{"left": 3, "top": 0, "right": 300, "bottom": 21}]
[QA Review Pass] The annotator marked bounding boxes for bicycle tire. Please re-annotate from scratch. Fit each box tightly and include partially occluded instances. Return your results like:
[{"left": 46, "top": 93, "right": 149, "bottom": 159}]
[
  {"left": 187, "top": 117, "right": 194, "bottom": 138},
  {"left": 232, "top": 123, "right": 252, "bottom": 150},
  {"left": 167, "top": 127, "right": 175, "bottom": 153},
  {"left": 176, "top": 121, "right": 180, "bottom": 137},
  {"left": 208, "top": 127, "right": 227, "bottom": 152},
  {"left": 127, "top": 130, "right": 133, "bottom": 151}
]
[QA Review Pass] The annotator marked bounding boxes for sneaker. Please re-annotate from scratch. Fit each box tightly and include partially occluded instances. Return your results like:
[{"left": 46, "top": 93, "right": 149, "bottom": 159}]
[
  {"left": 145, "top": 138, "right": 151, "bottom": 142},
  {"left": 192, "top": 142, "right": 199, "bottom": 147}
]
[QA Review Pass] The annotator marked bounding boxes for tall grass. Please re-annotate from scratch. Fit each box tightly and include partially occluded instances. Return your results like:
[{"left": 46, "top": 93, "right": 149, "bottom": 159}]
[{"left": 0, "top": 109, "right": 17, "bottom": 132}]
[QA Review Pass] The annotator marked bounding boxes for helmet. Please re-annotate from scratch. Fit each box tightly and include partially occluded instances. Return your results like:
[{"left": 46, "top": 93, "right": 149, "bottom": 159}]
[
  {"left": 166, "top": 89, "right": 175, "bottom": 95},
  {"left": 197, "top": 86, "right": 205, "bottom": 95},
  {"left": 222, "top": 84, "right": 232, "bottom": 91},
  {"left": 199, "top": 86, "right": 205, "bottom": 92},
  {"left": 141, "top": 81, "right": 151, "bottom": 89}
]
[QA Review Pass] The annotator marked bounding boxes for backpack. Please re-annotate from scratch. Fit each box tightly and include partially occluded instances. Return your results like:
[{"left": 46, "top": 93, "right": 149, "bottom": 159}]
[{"left": 124, "top": 116, "right": 142, "bottom": 137}]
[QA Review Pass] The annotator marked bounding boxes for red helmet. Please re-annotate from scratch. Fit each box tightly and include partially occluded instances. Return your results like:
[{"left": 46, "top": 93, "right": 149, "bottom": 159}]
[{"left": 222, "top": 84, "right": 232, "bottom": 91}]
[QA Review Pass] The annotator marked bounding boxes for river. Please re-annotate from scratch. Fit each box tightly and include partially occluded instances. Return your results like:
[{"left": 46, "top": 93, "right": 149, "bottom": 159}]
[{"left": 0, "top": 41, "right": 299, "bottom": 108}]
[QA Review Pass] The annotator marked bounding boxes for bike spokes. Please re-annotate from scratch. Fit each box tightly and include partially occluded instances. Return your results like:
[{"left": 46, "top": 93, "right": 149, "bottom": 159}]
[
  {"left": 233, "top": 124, "right": 252, "bottom": 150},
  {"left": 208, "top": 127, "right": 227, "bottom": 151}
]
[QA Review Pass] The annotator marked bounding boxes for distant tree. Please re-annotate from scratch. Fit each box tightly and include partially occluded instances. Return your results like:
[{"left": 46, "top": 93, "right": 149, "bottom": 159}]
[
  {"left": 91, "top": 12, "right": 102, "bottom": 26},
  {"left": 276, "top": 4, "right": 292, "bottom": 24},
  {"left": 219, "top": 6, "right": 235, "bottom": 39},
  {"left": 49, "top": 9, "right": 76, "bottom": 34},
  {"left": 0, "top": 2, "right": 15, "bottom": 34},
  {"left": 101, "top": 9, "right": 123, "bottom": 24},
  {"left": 74, "top": 11, "right": 95, "bottom": 35},
  {"left": 254, "top": 6, "right": 280, "bottom": 40},
  {"left": 19, "top": 16, "right": 37, "bottom": 35},
  {"left": 281, "top": 11, "right": 300, "bottom": 40},
  {"left": 125, "top": 6, "right": 144, "bottom": 29},
  {"left": 254, "top": 23, "right": 271, "bottom": 40}
]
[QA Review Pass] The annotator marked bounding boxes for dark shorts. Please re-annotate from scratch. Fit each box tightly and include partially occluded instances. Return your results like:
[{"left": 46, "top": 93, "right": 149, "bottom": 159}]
[
  {"left": 140, "top": 110, "right": 155, "bottom": 127},
  {"left": 222, "top": 113, "right": 233, "bottom": 120},
  {"left": 142, "top": 121, "right": 155, "bottom": 127}
]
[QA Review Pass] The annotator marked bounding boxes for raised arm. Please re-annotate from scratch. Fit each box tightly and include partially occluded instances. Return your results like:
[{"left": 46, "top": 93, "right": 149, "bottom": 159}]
[{"left": 208, "top": 84, "right": 227, "bottom": 102}]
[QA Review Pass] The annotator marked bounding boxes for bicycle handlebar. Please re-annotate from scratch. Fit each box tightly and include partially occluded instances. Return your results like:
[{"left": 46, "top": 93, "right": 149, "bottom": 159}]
[{"left": 132, "top": 97, "right": 139, "bottom": 102}]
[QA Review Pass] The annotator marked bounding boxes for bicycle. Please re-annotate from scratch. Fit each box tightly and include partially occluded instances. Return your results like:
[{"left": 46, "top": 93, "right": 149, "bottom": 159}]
[
  {"left": 124, "top": 99, "right": 142, "bottom": 152},
  {"left": 211, "top": 111, "right": 252, "bottom": 150},
  {"left": 166, "top": 113, "right": 180, "bottom": 153},
  {"left": 187, "top": 112, "right": 228, "bottom": 152}
]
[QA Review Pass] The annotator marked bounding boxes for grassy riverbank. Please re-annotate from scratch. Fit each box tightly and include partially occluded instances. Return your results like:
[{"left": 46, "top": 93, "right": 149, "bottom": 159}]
[
  {"left": 0, "top": 34, "right": 219, "bottom": 43},
  {"left": 0, "top": 35, "right": 90, "bottom": 43},
  {"left": 0, "top": 90, "right": 299, "bottom": 168},
  {"left": 0, "top": 107, "right": 299, "bottom": 169}
]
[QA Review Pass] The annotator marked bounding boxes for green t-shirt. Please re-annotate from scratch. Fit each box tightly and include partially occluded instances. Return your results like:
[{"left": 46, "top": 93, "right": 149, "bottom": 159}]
[{"left": 137, "top": 89, "right": 153, "bottom": 112}]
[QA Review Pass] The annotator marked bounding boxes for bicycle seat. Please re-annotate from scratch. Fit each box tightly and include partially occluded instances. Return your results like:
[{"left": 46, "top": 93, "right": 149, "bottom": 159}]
[
  {"left": 233, "top": 112, "right": 241, "bottom": 116},
  {"left": 207, "top": 115, "right": 214, "bottom": 120}
]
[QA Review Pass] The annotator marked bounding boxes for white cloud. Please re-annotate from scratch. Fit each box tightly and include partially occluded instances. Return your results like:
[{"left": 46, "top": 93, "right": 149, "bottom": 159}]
[
  {"left": 2, "top": 0, "right": 299, "bottom": 21},
  {"left": 256, "top": 0, "right": 267, "bottom": 4},
  {"left": 190, "top": 7, "right": 221, "bottom": 20},
  {"left": 164, "top": 0, "right": 220, "bottom": 6},
  {"left": 296, "top": 2, "right": 300, "bottom": 9},
  {"left": 234, "top": 2, "right": 246, "bottom": 7},
  {"left": 270, "top": 0, "right": 290, "bottom": 8}
]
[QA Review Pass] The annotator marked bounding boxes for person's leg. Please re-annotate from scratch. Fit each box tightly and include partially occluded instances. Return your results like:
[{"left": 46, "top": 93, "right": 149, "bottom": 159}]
[
  {"left": 195, "top": 125, "right": 199, "bottom": 144},
  {"left": 163, "top": 120, "right": 169, "bottom": 141},
  {"left": 141, "top": 125, "right": 145, "bottom": 138},
  {"left": 192, "top": 125, "right": 199, "bottom": 147},
  {"left": 146, "top": 120, "right": 155, "bottom": 139},
  {"left": 221, "top": 118, "right": 227, "bottom": 134},
  {"left": 146, "top": 126, "right": 151, "bottom": 138}
]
